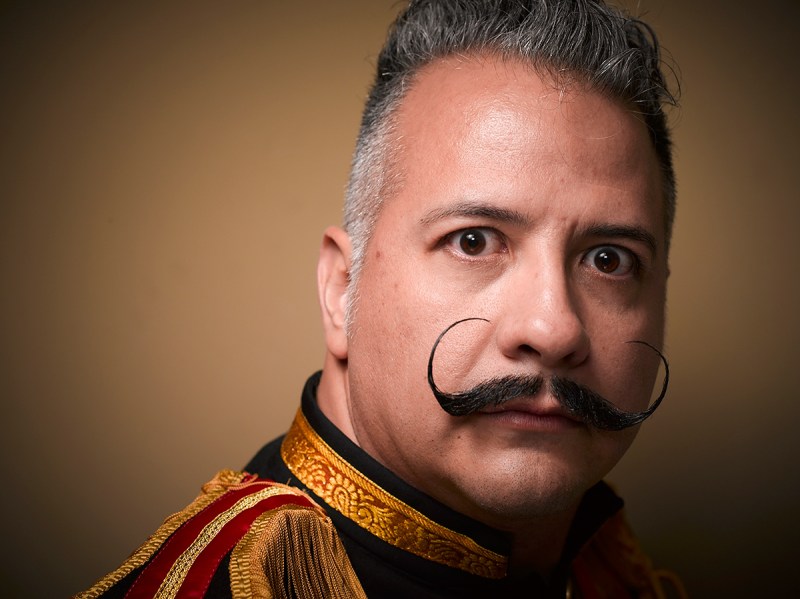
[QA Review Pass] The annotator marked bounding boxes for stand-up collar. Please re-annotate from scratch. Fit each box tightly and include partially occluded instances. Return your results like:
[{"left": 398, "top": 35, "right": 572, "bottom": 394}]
[{"left": 279, "top": 372, "right": 623, "bottom": 583}]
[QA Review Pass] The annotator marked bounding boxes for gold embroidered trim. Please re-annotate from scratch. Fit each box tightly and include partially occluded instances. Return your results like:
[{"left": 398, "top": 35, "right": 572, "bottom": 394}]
[
  {"left": 154, "top": 485, "right": 308, "bottom": 598},
  {"left": 281, "top": 410, "right": 508, "bottom": 579},
  {"left": 74, "top": 470, "right": 249, "bottom": 599}
]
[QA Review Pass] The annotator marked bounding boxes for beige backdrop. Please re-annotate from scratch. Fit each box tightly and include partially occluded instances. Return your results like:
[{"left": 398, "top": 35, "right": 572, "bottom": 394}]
[{"left": 1, "top": 1, "right": 798, "bottom": 596}]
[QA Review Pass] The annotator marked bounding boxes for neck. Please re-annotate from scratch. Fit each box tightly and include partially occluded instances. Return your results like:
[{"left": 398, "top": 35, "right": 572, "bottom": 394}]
[{"left": 316, "top": 355, "right": 358, "bottom": 441}]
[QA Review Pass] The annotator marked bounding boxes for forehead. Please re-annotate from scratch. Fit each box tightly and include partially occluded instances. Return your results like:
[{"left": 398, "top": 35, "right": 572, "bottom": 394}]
[
  {"left": 382, "top": 55, "right": 664, "bottom": 236},
  {"left": 403, "top": 55, "right": 653, "bottom": 178}
]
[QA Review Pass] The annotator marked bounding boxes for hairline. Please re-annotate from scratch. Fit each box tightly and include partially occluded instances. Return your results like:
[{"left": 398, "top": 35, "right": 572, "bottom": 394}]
[{"left": 346, "top": 49, "right": 674, "bottom": 267}]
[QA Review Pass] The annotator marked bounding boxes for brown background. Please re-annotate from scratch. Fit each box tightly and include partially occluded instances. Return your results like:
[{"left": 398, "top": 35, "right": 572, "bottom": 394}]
[{"left": 1, "top": 1, "right": 798, "bottom": 596}]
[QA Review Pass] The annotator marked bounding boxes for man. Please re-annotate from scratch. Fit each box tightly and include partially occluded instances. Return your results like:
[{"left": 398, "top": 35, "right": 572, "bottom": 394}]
[{"left": 80, "top": 1, "right": 684, "bottom": 597}]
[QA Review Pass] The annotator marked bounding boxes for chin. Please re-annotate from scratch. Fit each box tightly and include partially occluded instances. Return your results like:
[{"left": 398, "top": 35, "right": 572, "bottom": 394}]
[
  {"left": 504, "top": 479, "right": 586, "bottom": 520},
  {"left": 440, "top": 454, "right": 603, "bottom": 527}
]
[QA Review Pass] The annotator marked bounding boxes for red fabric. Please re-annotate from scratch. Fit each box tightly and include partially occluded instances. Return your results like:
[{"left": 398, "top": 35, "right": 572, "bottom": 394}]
[
  {"left": 571, "top": 553, "right": 633, "bottom": 599},
  {"left": 125, "top": 478, "right": 315, "bottom": 599}
]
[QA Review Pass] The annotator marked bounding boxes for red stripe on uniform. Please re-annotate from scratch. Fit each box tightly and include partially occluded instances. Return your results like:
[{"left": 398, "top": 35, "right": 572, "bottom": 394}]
[{"left": 125, "top": 478, "right": 314, "bottom": 599}]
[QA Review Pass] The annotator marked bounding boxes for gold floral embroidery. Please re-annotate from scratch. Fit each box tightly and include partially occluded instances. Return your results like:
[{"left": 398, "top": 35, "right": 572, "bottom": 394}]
[{"left": 281, "top": 410, "right": 508, "bottom": 579}]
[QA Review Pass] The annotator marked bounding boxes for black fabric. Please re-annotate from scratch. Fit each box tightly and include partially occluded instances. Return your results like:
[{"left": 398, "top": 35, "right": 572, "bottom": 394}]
[{"left": 245, "top": 371, "right": 625, "bottom": 599}]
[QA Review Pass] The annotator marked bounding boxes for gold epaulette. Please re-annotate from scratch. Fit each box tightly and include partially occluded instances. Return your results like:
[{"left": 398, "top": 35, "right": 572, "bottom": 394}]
[{"left": 76, "top": 470, "right": 366, "bottom": 599}]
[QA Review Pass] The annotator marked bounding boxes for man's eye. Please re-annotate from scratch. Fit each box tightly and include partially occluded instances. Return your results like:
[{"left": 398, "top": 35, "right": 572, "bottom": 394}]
[
  {"left": 447, "top": 228, "right": 503, "bottom": 257},
  {"left": 584, "top": 246, "right": 637, "bottom": 276}
]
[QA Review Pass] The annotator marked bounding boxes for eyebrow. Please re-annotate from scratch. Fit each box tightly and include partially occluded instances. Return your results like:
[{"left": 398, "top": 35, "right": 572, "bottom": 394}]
[
  {"left": 419, "top": 202, "right": 530, "bottom": 226},
  {"left": 581, "top": 224, "right": 658, "bottom": 254}
]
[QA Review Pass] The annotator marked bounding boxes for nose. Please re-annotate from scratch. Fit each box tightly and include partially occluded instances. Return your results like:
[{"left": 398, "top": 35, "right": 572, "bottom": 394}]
[{"left": 494, "top": 263, "right": 590, "bottom": 369}]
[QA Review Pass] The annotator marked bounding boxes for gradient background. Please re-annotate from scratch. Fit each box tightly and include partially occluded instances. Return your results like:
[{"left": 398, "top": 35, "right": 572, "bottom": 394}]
[{"left": 1, "top": 1, "right": 798, "bottom": 596}]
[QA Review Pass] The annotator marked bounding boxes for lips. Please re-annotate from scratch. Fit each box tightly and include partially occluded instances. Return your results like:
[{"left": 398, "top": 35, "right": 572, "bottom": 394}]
[{"left": 477, "top": 396, "right": 583, "bottom": 429}]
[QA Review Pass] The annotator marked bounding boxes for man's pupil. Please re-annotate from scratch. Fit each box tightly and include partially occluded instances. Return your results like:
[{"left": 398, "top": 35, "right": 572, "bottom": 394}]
[
  {"left": 595, "top": 249, "right": 620, "bottom": 272},
  {"left": 460, "top": 230, "right": 486, "bottom": 255}
]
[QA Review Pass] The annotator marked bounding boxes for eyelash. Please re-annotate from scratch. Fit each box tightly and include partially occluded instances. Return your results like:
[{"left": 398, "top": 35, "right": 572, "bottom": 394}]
[
  {"left": 440, "top": 228, "right": 645, "bottom": 278},
  {"left": 443, "top": 227, "right": 506, "bottom": 259},
  {"left": 581, "top": 245, "right": 641, "bottom": 278}
]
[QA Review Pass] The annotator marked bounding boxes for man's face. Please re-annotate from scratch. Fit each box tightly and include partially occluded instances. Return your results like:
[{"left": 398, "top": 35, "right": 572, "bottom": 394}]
[{"left": 343, "top": 56, "right": 668, "bottom": 527}]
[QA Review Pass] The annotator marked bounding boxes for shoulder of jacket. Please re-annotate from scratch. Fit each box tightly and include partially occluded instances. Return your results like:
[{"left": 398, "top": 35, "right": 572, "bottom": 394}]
[
  {"left": 571, "top": 509, "right": 688, "bottom": 599},
  {"left": 75, "top": 470, "right": 325, "bottom": 599}
]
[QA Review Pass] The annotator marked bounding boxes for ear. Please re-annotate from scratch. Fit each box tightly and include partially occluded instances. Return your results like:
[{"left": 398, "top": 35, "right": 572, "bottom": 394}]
[{"left": 317, "top": 226, "right": 352, "bottom": 360}]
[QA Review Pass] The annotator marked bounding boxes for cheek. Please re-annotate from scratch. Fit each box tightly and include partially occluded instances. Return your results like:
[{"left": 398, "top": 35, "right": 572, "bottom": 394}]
[
  {"left": 354, "top": 247, "right": 479, "bottom": 350},
  {"left": 580, "top": 306, "right": 665, "bottom": 411},
  {"left": 600, "top": 341, "right": 665, "bottom": 412},
  {"left": 348, "top": 265, "right": 433, "bottom": 384},
  {"left": 594, "top": 427, "right": 640, "bottom": 473},
  {"left": 582, "top": 280, "right": 665, "bottom": 345},
  {"left": 427, "top": 317, "right": 499, "bottom": 390}
]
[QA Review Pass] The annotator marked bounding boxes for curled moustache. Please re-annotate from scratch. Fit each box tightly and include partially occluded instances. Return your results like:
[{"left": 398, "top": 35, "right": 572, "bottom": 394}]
[{"left": 427, "top": 319, "right": 669, "bottom": 430}]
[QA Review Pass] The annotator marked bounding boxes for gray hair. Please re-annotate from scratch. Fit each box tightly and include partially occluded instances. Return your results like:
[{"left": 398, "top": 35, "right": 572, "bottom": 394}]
[{"left": 343, "top": 0, "right": 677, "bottom": 322}]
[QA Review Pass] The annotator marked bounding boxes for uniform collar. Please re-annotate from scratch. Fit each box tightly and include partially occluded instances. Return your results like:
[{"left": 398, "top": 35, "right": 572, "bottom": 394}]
[{"left": 280, "top": 372, "right": 623, "bottom": 580}]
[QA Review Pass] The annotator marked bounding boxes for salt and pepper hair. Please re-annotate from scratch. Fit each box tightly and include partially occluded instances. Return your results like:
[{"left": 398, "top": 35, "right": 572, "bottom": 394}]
[{"left": 343, "top": 0, "right": 677, "bottom": 324}]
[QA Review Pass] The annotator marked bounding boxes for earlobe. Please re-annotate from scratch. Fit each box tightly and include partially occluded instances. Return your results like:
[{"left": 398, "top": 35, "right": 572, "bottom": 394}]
[{"left": 318, "top": 226, "right": 352, "bottom": 361}]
